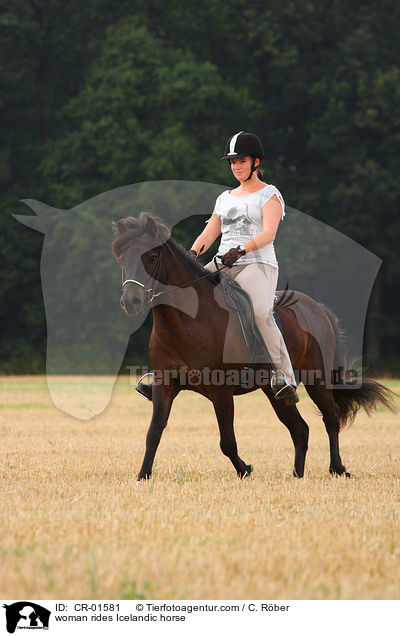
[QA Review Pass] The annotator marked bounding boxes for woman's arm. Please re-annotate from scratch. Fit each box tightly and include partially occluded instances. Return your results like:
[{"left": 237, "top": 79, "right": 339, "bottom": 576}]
[
  {"left": 190, "top": 212, "right": 222, "bottom": 255},
  {"left": 242, "top": 194, "right": 283, "bottom": 253}
]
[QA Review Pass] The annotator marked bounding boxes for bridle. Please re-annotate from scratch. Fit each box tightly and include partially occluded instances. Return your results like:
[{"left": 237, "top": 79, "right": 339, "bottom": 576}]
[
  {"left": 121, "top": 243, "right": 227, "bottom": 305},
  {"left": 121, "top": 248, "right": 162, "bottom": 304}
]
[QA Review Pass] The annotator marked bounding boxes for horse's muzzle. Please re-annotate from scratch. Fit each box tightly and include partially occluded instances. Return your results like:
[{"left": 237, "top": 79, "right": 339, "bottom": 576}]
[{"left": 120, "top": 295, "right": 145, "bottom": 317}]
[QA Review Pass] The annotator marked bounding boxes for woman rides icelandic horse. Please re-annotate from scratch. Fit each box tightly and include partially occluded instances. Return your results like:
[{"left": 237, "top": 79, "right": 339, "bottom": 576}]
[{"left": 112, "top": 208, "right": 394, "bottom": 481}]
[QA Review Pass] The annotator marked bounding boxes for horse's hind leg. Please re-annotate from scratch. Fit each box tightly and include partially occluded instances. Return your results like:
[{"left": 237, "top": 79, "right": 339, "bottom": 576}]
[
  {"left": 137, "top": 383, "right": 179, "bottom": 481},
  {"left": 211, "top": 390, "right": 252, "bottom": 479},
  {"left": 262, "top": 388, "right": 309, "bottom": 477},
  {"left": 304, "top": 384, "right": 349, "bottom": 477}
]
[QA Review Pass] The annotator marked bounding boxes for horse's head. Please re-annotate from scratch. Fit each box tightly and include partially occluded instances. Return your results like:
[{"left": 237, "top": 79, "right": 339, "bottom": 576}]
[{"left": 112, "top": 213, "right": 170, "bottom": 317}]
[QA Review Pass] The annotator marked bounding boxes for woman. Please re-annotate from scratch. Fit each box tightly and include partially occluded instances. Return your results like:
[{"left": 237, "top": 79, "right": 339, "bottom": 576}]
[{"left": 189, "top": 131, "right": 299, "bottom": 403}]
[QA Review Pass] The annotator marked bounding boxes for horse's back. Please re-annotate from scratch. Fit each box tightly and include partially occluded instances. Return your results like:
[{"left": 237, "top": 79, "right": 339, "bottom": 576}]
[{"left": 275, "top": 289, "right": 337, "bottom": 373}]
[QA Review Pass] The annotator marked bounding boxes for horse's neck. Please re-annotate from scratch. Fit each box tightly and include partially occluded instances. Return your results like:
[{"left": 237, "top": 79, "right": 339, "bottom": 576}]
[
  {"left": 151, "top": 251, "right": 216, "bottom": 327},
  {"left": 150, "top": 249, "right": 248, "bottom": 363},
  {"left": 153, "top": 277, "right": 214, "bottom": 320},
  {"left": 163, "top": 245, "right": 205, "bottom": 283}
]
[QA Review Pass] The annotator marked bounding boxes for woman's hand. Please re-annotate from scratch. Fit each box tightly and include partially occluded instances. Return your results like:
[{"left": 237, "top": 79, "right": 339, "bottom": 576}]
[
  {"left": 186, "top": 249, "right": 198, "bottom": 260},
  {"left": 221, "top": 246, "right": 246, "bottom": 268}
]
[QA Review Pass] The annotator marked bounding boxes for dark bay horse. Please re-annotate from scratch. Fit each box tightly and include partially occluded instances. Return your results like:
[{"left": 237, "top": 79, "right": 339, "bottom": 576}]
[{"left": 112, "top": 213, "right": 394, "bottom": 481}]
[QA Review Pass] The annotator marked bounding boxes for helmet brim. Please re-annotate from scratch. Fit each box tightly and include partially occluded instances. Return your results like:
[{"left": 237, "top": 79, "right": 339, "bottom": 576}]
[{"left": 220, "top": 154, "right": 263, "bottom": 161}]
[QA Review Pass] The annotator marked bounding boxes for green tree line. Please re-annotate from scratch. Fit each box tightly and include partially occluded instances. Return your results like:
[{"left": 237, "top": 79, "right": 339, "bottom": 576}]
[{"left": 1, "top": 0, "right": 399, "bottom": 373}]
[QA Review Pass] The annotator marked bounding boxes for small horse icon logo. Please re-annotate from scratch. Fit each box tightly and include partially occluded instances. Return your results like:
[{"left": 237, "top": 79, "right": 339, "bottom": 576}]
[{"left": 3, "top": 602, "right": 51, "bottom": 634}]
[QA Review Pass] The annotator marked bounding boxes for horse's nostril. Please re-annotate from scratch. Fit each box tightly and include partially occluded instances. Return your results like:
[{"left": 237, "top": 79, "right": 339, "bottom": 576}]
[{"left": 120, "top": 294, "right": 143, "bottom": 315}]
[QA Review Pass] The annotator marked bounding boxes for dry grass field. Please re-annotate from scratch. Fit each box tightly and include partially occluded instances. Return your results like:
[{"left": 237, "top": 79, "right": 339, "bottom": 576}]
[{"left": 0, "top": 375, "right": 399, "bottom": 600}]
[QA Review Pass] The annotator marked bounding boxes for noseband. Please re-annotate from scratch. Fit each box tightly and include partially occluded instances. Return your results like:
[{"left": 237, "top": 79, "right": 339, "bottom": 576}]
[{"left": 121, "top": 248, "right": 162, "bottom": 304}]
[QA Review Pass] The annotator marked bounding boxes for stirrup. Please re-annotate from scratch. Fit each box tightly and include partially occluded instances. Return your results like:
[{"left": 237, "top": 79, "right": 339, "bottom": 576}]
[
  {"left": 135, "top": 372, "right": 153, "bottom": 402},
  {"left": 270, "top": 370, "right": 299, "bottom": 405}
]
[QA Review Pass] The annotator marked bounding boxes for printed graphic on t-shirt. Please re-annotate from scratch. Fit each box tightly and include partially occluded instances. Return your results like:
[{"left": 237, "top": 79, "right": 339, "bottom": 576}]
[{"left": 221, "top": 203, "right": 257, "bottom": 238}]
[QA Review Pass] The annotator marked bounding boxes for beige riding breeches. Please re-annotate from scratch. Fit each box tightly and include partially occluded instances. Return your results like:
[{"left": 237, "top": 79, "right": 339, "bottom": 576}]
[{"left": 205, "top": 260, "right": 296, "bottom": 386}]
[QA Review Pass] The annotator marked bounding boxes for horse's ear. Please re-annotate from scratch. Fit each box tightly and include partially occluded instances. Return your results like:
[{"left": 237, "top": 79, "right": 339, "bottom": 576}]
[
  {"left": 144, "top": 215, "right": 158, "bottom": 238},
  {"left": 113, "top": 220, "right": 127, "bottom": 234}
]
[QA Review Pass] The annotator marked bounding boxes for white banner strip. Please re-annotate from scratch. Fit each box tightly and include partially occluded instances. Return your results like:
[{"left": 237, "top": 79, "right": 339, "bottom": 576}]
[{"left": 1, "top": 599, "right": 399, "bottom": 635}]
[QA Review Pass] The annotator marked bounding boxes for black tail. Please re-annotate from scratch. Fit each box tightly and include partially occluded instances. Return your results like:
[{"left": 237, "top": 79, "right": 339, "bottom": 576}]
[
  {"left": 319, "top": 302, "right": 397, "bottom": 429},
  {"left": 333, "top": 379, "right": 396, "bottom": 429}
]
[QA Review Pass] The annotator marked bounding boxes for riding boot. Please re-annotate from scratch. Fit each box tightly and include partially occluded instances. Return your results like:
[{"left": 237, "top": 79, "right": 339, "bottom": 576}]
[
  {"left": 271, "top": 370, "right": 299, "bottom": 406},
  {"left": 135, "top": 373, "right": 153, "bottom": 401}
]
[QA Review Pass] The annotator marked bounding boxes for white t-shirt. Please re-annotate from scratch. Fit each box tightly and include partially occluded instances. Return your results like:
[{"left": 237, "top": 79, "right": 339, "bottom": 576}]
[{"left": 213, "top": 184, "right": 285, "bottom": 268}]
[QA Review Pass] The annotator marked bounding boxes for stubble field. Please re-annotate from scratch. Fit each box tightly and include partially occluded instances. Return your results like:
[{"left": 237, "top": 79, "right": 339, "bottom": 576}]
[{"left": 0, "top": 376, "right": 399, "bottom": 600}]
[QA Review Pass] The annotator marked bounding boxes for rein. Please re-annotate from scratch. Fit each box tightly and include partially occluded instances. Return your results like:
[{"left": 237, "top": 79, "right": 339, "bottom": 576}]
[{"left": 121, "top": 244, "right": 227, "bottom": 304}]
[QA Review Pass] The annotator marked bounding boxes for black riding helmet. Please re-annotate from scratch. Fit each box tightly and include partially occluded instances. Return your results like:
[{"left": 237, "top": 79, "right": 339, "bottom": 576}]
[{"left": 220, "top": 131, "right": 264, "bottom": 181}]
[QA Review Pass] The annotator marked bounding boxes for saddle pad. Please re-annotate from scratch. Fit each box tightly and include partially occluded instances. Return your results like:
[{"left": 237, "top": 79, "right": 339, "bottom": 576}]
[{"left": 218, "top": 271, "right": 280, "bottom": 364}]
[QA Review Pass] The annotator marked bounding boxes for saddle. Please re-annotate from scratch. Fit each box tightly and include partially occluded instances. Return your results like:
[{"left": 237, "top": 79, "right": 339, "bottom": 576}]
[{"left": 209, "top": 269, "right": 282, "bottom": 365}]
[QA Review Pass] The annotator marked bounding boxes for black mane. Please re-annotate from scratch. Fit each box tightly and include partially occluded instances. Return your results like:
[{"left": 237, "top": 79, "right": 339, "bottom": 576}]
[
  {"left": 112, "top": 212, "right": 170, "bottom": 258},
  {"left": 112, "top": 212, "right": 217, "bottom": 283},
  {"left": 165, "top": 235, "right": 214, "bottom": 279}
]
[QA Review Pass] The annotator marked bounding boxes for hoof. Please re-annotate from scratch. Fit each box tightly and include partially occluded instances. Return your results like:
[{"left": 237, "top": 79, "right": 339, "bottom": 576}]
[
  {"left": 137, "top": 473, "right": 151, "bottom": 481},
  {"left": 238, "top": 464, "right": 253, "bottom": 479},
  {"left": 293, "top": 469, "right": 304, "bottom": 478},
  {"left": 330, "top": 467, "right": 354, "bottom": 478}
]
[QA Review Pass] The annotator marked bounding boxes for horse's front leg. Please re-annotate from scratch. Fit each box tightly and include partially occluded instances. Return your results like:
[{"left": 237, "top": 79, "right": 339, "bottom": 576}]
[
  {"left": 211, "top": 390, "right": 252, "bottom": 479},
  {"left": 137, "top": 382, "right": 179, "bottom": 480}
]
